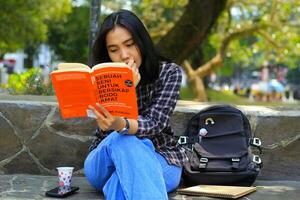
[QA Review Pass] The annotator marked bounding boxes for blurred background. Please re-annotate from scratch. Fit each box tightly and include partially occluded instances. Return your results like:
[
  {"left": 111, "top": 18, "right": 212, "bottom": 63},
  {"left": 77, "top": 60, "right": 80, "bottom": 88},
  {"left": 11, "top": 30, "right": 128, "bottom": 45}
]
[{"left": 0, "top": 0, "right": 299, "bottom": 106}]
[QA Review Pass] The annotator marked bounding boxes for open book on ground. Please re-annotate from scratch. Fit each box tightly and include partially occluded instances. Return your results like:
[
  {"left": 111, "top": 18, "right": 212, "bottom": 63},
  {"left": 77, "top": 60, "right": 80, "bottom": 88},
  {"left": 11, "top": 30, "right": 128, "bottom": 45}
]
[
  {"left": 51, "top": 62, "right": 138, "bottom": 119},
  {"left": 177, "top": 185, "right": 256, "bottom": 199}
]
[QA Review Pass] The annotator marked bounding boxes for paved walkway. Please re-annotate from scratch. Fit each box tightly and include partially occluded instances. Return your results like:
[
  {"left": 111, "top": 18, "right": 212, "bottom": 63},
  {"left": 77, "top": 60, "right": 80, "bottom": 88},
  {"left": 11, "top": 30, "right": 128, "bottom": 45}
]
[{"left": 1, "top": 175, "right": 300, "bottom": 199}]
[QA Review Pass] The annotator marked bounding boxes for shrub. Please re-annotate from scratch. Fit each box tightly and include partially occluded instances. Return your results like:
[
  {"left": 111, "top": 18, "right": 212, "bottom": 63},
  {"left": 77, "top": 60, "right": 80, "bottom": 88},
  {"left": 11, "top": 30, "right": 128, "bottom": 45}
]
[{"left": 7, "top": 68, "right": 54, "bottom": 95}]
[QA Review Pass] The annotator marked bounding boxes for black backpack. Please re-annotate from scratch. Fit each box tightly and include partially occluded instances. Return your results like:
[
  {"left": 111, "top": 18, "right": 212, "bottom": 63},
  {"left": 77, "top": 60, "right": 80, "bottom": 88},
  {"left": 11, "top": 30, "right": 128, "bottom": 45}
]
[{"left": 178, "top": 105, "right": 262, "bottom": 186}]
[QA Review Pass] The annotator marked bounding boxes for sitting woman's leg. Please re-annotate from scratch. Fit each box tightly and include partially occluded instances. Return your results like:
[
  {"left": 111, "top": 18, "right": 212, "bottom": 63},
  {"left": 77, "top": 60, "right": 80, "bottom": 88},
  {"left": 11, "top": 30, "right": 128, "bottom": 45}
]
[
  {"left": 103, "top": 171, "right": 126, "bottom": 200},
  {"left": 84, "top": 132, "right": 116, "bottom": 191},
  {"left": 84, "top": 131, "right": 168, "bottom": 200},
  {"left": 155, "top": 152, "right": 183, "bottom": 192}
]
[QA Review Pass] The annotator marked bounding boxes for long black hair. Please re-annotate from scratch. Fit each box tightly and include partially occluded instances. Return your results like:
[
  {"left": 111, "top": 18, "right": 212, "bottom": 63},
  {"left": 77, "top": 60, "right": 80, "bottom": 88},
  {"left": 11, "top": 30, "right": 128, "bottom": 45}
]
[{"left": 92, "top": 9, "right": 163, "bottom": 85}]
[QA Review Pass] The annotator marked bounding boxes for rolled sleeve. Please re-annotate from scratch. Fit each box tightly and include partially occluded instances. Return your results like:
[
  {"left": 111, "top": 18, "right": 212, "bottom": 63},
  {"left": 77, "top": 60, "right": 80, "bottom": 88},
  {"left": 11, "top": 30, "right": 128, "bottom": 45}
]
[{"left": 136, "top": 64, "right": 182, "bottom": 138}]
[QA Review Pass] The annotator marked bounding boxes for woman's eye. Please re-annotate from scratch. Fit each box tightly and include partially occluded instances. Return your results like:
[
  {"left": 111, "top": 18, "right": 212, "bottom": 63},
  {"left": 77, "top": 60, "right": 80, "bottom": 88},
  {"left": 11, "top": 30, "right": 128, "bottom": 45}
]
[
  {"left": 126, "top": 43, "right": 134, "bottom": 47},
  {"left": 109, "top": 49, "right": 117, "bottom": 53}
]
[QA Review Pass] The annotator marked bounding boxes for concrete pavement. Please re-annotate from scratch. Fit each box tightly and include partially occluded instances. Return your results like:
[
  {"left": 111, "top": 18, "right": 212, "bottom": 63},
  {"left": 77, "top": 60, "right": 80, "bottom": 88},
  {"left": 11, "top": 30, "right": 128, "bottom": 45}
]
[{"left": 1, "top": 175, "right": 300, "bottom": 200}]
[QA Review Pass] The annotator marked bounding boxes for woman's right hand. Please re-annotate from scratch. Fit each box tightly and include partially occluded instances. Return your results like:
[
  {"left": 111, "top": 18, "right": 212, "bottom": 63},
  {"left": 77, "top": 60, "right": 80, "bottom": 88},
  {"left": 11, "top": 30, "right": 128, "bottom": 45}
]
[
  {"left": 88, "top": 104, "right": 125, "bottom": 132},
  {"left": 126, "top": 57, "right": 141, "bottom": 87}
]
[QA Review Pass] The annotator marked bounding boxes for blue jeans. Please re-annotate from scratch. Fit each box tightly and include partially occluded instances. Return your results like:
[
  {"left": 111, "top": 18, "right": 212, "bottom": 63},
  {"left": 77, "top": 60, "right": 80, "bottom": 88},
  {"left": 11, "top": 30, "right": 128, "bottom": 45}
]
[{"left": 84, "top": 131, "right": 182, "bottom": 200}]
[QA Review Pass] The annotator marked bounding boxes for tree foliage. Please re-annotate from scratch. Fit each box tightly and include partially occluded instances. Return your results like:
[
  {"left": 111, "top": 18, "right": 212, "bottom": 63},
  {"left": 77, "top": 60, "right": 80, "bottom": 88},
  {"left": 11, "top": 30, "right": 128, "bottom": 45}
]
[
  {"left": 133, "top": 0, "right": 188, "bottom": 43},
  {"left": 181, "top": 0, "right": 300, "bottom": 100},
  {"left": 47, "top": 6, "right": 90, "bottom": 63},
  {"left": 47, "top": 0, "right": 135, "bottom": 64},
  {"left": 44, "top": 0, "right": 187, "bottom": 64},
  {"left": 210, "top": 0, "right": 300, "bottom": 72},
  {"left": 0, "top": 0, "right": 72, "bottom": 56}
]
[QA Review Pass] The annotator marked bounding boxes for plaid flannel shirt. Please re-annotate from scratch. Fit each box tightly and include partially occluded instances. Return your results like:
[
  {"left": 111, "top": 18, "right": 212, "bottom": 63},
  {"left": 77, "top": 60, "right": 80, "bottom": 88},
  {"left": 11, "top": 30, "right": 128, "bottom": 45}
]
[{"left": 88, "top": 62, "right": 188, "bottom": 167}]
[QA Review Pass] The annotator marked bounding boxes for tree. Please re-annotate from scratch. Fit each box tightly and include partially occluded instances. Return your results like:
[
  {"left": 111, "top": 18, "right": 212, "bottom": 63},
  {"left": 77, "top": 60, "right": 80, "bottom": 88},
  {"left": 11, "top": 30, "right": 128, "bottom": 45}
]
[
  {"left": 47, "top": 0, "right": 132, "bottom": 64},
  {"left": 47, "top": 6, "right": 90, "bottom": 64},
  {"left": 47, "top": 0, "right": 300, "bottom": 103},
  {"left": 162, "top": 0, "right": 300, "bottom": 101},
  {"left": 140, "top": 0, "right": 227, "bottom": 101},
  {"left": 156, "top": 0, "right": 227, "bottom": 64},
  {"left": 133, "top": 0, "right": 187, "bottom": 43},
  {"left": 0, "top": 0, "right": 71, "bottom": 60}
]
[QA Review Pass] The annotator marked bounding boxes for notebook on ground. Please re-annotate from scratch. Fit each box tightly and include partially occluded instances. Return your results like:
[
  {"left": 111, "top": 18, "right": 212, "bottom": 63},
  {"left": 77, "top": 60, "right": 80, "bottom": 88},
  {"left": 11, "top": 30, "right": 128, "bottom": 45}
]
[{"left": 177, "top": 185, "right": 256, "bottom": 199}]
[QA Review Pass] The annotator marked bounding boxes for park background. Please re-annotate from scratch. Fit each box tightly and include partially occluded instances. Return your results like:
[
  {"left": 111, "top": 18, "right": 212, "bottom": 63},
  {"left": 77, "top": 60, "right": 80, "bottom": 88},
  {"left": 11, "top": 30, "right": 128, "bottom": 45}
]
[
  {"left": 1, "top": 0, "right": 300, "bottom": 106},
  {"left": 1, "top": 2, "right": 300, "bottom": 199}
]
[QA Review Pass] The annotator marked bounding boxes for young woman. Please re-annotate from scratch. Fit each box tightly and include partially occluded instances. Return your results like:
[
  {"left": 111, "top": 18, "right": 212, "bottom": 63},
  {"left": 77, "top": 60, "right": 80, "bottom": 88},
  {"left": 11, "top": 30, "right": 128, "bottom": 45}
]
[{"left": 84, "top": 9, "right": 188, "bottom": 200}]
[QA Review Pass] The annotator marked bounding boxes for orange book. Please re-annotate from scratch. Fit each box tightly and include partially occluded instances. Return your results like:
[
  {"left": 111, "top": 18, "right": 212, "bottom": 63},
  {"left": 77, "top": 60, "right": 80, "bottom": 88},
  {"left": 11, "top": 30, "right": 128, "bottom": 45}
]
[{"left": 50, "top": 62, "right": 138, "bottom": 119}]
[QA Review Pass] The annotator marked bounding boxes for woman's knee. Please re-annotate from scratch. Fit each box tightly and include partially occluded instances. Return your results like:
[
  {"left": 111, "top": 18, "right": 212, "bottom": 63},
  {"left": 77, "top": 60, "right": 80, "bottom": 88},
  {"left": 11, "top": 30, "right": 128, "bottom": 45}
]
[
  {"left": 155, "top": 153, "right": 182, "bottom": 192},
  {"left": 165, "top": 167, "right": 182, "bottom": 192}
]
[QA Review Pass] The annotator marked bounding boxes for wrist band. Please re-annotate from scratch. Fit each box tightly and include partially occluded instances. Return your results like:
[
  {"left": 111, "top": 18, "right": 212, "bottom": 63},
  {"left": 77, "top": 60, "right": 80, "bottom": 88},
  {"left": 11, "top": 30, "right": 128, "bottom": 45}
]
[{"left": 119, "top": 117, "right": 130, "bottom": 134}]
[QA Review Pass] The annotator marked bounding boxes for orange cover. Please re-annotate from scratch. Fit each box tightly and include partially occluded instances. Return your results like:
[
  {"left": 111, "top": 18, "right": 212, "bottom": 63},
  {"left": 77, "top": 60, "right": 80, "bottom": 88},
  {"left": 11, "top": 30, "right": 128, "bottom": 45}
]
[{"left": 51, "top": 62, "right": 138, "bottom": 119}]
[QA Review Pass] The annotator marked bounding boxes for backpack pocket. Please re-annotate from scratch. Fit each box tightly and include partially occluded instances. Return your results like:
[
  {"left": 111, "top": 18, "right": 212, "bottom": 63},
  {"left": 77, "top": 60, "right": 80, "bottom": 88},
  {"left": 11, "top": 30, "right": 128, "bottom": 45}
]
[
  {"left": 190, "top": 143, "right": 250, "bottom": 172},
  {"left": 199, "top": 112, "right": 244, "bottom": 137}
]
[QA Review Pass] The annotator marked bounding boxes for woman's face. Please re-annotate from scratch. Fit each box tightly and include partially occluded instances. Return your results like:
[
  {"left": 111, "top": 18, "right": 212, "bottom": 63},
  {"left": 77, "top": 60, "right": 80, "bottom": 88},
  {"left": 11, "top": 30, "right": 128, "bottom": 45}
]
[{"left": 106, "top": 26, "right": 142, "bottom": 68}]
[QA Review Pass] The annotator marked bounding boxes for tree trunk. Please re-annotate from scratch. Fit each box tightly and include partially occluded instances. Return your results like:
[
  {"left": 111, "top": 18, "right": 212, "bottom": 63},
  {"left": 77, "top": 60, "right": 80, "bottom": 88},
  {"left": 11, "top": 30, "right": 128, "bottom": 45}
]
[
  {"left": 88, "top": 0, "right": 101, "bottom": 66},
  {"left": 183, "top": 60, "right": 209, "bottom": 101},
  {"left": 156, "top": 0, "right": 227, "bottom": 64},
  {"left": 24, "top": 43, "right": 38, "bottom": 68},
  {"left": 182, "top": 24, "right": 270, "bottom": 101},
  {"left": 193, "top": 76, "right": 207, "bottom": 101}
]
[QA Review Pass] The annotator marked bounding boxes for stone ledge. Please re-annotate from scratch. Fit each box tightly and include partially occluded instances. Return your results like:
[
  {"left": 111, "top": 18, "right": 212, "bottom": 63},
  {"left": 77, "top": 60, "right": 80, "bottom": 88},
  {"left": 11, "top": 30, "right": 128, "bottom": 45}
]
[{"left": 0, "top": 96, "right": 300, "bottom": 181}]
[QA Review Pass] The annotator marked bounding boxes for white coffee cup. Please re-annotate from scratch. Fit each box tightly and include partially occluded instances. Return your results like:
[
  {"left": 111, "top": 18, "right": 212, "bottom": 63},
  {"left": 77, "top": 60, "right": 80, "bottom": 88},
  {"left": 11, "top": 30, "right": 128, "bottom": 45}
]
[{"left": 56, "top": 167, "right": 74, "bottom": 187}]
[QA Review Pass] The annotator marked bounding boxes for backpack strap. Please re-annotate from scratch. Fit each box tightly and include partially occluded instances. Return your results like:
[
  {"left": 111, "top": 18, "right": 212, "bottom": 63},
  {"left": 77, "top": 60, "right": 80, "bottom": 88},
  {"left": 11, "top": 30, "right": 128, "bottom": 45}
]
[
  {"left": 250, "top": 137, "right": 262, "bottom": 154},
  {"left": 199, "top": 157, "right": 208, "bottom": 169},
  {"left": 252, "top": 154, "right": 263, "bottom": 168},
  {"left": 177, "top": 136, "right": 198, "bottom": 145}
]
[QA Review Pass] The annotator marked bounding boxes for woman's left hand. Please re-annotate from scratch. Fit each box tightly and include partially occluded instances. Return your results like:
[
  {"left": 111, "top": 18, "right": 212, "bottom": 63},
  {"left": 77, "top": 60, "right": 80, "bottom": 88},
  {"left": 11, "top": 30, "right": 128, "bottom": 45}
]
[{"left": 88, "top": 103, "right": 124, "bottom": 131}]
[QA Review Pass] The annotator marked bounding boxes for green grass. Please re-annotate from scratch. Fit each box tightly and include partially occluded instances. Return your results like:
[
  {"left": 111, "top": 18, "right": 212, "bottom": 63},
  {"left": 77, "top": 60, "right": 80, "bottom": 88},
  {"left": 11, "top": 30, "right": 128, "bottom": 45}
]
[
  {"left": 206, "top": 89, "right": 248, "bottom": 104},
  {"left": 179, "top": 86, "right": 195, "bottom": 100},
  {"left": 180, "top": 86, "right": 292, "bottom": 106},
  {"left": 180, "top": 86, "right": 244, "bottom": 102}
]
